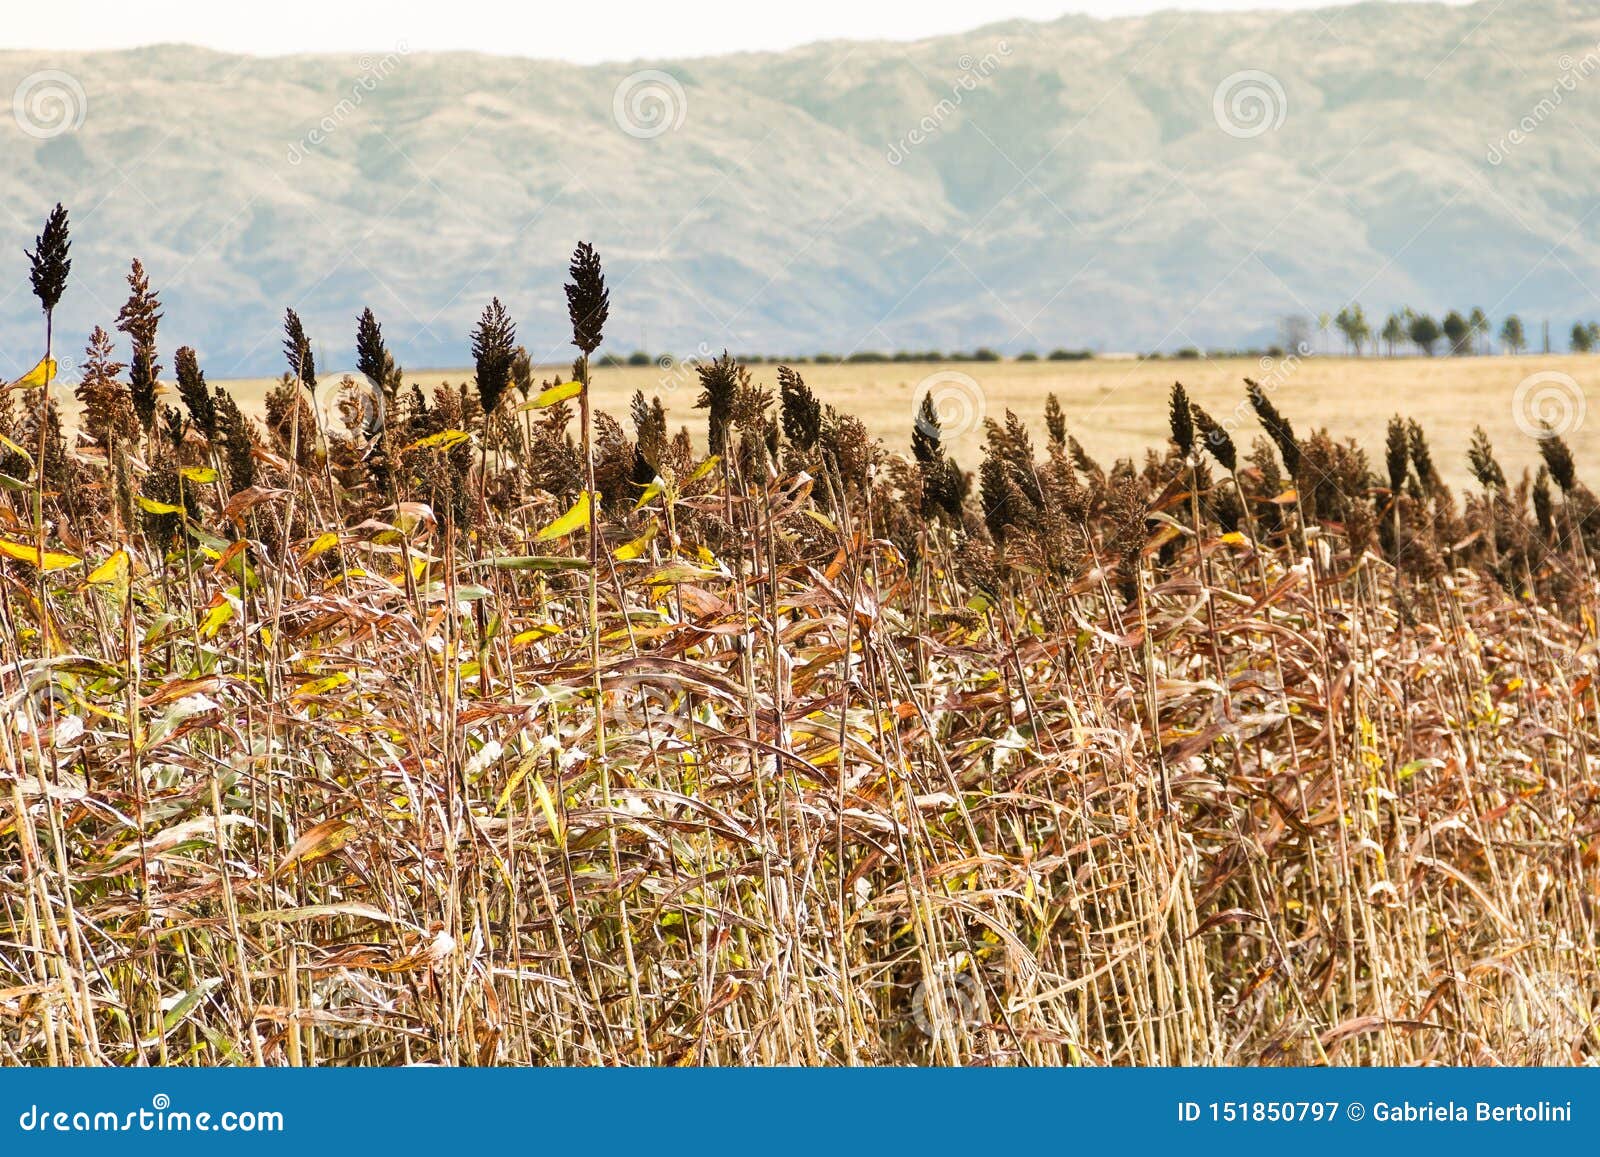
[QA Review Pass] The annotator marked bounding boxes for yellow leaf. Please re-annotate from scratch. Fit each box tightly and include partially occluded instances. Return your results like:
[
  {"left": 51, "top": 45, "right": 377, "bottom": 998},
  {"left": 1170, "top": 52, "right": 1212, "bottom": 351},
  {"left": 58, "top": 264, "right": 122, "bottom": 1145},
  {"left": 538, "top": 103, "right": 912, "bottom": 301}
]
[
  {"left": 274, "top": 817, "right": 356, "bottom": 877},
  {"left": 180, "top": 465, "right": 219, "bottom": 484},
  {"left": 0, "top": 538, "right": 80, "bottom": 571},
  {"left": 198, "top": 598, "right": 235, "bottom": 639},
  {"left": 535, "top": 491, "right": 593, "bottom": 541},
  {"left": 1219, "top": 532, "right": 1249, "bottom": 546},
  {"left": 0, "top": 433, "right": 33, "bottom": 463},
  {"left": 612, "top": 523, "right": 657, "bottom": 561},
  {"left": 685, "top": 455, "right": 721, "bottom": 484},
  {"left": 302, "top": 531, "right": 341, "bottom": 563},
  {"left": 633, "top": 477, "right": 665, "bottom": 510},
  {"left": 137, "top": 496, "right": 185, "bottom": 515},
  {"left": 511, "top": 623, "right": 563, "bottom": 646},
  {"left": 8, "top": 357, "right": 57, "bottom": 390},
  {"left": 87, "top": 549, "right": 130, "bottom": 585},
  {"left": 495, "top": 759, "right": 534, "bottom": 815},
  {"left": 518, "top": 380, "right": 582, "bottom": 410},
  {"left": 645, "top": 563, "right": 725, "bottom": 585},
  {"left": 293, "top": 672, "right": 351, "bottom": 699},
  {"left": 534, "top": 775, "right": 564, "bottom": 846},
  {"left": 402, "top": 428, "right": 471, "bottom": 452}
]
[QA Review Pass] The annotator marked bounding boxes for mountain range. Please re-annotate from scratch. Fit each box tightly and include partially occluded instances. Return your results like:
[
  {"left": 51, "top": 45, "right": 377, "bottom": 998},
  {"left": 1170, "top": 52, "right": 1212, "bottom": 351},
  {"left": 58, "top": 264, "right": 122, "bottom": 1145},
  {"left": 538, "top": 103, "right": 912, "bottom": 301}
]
[{"left": 3, "top": 0, "right": 1599, "bottom": 377}]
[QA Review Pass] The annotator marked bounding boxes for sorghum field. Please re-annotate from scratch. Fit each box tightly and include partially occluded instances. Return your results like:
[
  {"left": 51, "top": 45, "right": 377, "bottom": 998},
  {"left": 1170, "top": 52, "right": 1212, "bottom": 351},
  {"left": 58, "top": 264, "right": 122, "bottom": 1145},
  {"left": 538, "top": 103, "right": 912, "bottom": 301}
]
[
  {"left": 209, "top": 353, "right": 1600, "bottom": 495},
  {"left": 2, "top": 211, "right": 1597, "bottom": 1066}
]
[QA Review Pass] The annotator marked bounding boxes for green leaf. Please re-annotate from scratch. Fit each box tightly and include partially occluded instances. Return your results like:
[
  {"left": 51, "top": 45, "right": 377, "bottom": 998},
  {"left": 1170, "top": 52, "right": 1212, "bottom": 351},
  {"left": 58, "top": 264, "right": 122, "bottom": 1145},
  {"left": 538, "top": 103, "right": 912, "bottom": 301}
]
[
  {"left": 472, "top": 555, "right": 592, "bottom": 572},
  {"left": 161, "top": 977, "right": 224, "bottom": 1035}
]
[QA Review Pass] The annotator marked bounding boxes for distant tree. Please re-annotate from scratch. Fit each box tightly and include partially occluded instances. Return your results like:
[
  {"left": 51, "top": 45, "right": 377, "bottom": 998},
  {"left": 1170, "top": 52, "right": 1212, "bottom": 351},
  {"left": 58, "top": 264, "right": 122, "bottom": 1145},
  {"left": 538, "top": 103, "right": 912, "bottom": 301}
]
[
  {"left": 1408, "top": 312, "right": 1441, "bottom": 356},
  {"left": 1468, "top": 306, "right": 1490, "bottom": 354},
  {"left": 1381, "top": 312, "right": 1405, "bottom": 357},
  {"left": 1572, "top": 322, "right": 1600, "bottom": 353},
  {"left": 1335, "top": 304, "right": 1369, "bottom": 355},
  {"left": 627, "top": 350, "right": 652, "bottom": 366},
  {"left": 1442, "top": 310, "right": 1470, "bottom": 355},
  {"left": 1500, "top": 314, "right": 1526, "bottom": 355}
]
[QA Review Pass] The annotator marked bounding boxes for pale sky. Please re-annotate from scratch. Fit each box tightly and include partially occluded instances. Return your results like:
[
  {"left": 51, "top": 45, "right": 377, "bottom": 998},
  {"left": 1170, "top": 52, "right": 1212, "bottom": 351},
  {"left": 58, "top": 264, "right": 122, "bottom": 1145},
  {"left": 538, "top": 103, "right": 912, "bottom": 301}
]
[{"left": 3, "top": 0, "right": 1450, "bottom": 63}]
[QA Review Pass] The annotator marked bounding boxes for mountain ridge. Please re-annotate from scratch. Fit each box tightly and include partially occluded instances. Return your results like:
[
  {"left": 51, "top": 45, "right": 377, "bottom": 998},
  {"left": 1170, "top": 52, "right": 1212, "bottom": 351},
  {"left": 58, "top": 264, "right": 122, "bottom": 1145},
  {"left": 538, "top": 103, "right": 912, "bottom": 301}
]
[{"left": 1, "top": 0, "right": 1595, "bottom": 378}]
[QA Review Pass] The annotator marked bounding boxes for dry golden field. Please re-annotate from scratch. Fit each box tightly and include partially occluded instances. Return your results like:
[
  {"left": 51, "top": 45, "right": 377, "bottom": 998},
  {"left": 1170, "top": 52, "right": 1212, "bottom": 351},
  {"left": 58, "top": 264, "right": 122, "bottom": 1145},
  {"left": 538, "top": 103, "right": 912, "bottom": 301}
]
[{"left": 202, "top": 353, "right": 1596, "bottom": 491}]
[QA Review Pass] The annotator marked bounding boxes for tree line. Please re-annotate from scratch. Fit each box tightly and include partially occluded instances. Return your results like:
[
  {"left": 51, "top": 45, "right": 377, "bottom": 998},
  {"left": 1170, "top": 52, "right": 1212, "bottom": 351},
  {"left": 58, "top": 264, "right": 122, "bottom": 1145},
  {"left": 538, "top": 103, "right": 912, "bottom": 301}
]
[{"left": 1325, "top": 305, "right": 1600, "bottom": 356}]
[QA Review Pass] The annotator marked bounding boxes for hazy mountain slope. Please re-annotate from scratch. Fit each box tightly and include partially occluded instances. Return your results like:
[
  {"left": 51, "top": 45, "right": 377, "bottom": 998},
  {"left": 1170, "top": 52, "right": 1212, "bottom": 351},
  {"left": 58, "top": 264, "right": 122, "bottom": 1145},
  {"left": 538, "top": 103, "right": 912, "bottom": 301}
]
[{"left": 1, "top": 0, "right": 1597, "bottom": 376}]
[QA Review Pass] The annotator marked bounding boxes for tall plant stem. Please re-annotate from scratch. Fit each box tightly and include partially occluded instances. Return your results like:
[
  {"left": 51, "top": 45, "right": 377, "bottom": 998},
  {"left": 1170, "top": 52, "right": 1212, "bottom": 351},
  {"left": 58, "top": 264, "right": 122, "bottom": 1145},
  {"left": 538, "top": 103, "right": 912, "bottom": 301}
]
[
  {"left": 579, "top": 354, "right": 647, "bottom": 1055},
  {"left": 34, "top": 311, "right": 53, "bottom": 649}
]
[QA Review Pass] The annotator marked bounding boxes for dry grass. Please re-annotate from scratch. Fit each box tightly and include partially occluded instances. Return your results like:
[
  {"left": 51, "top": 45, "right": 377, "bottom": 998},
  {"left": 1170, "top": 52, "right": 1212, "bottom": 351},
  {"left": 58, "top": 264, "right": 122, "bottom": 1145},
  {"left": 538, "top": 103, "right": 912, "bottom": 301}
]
[
  {"left": 199, "top": 352, "right": 1600, "bottom": 492},
  {"left": 4, "top": 322, "right": 1599, "bottom": 1068}
]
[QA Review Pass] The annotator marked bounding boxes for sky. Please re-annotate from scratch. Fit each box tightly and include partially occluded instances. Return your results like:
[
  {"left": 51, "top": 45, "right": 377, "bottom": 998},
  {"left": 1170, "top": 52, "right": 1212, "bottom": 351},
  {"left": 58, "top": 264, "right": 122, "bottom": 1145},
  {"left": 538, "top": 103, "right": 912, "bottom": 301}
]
[{"left": 3, "top": 0, "right": 1449, "bottom": 63}]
